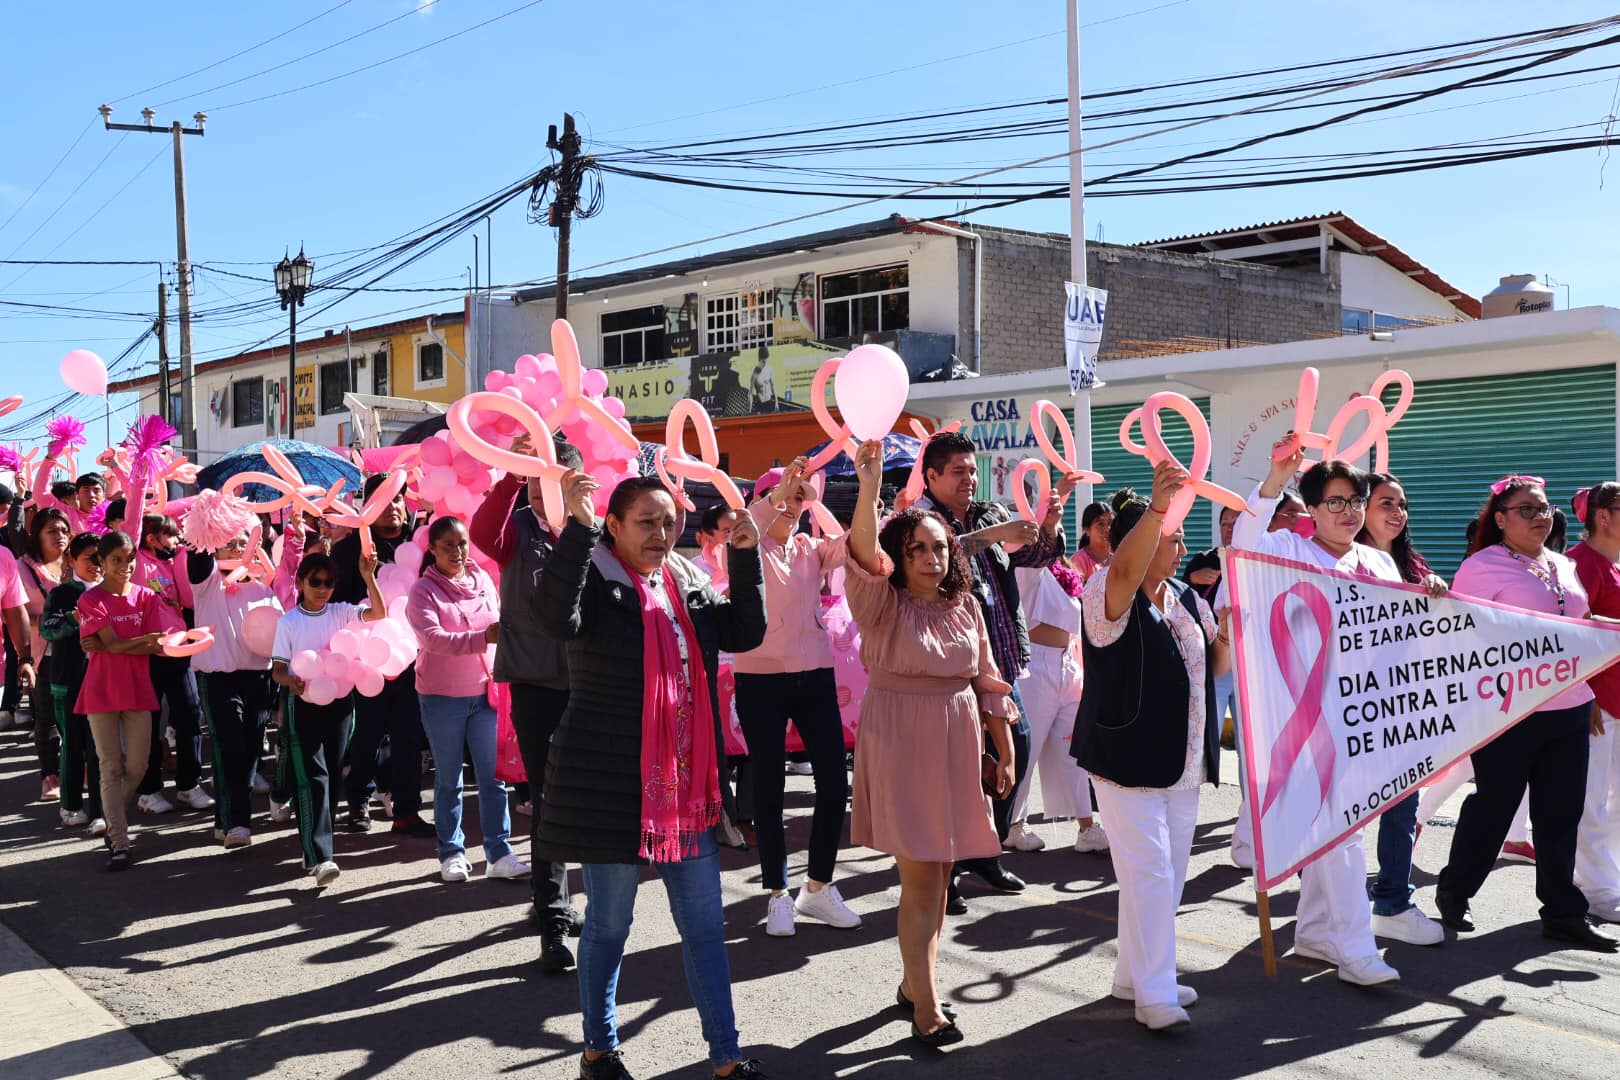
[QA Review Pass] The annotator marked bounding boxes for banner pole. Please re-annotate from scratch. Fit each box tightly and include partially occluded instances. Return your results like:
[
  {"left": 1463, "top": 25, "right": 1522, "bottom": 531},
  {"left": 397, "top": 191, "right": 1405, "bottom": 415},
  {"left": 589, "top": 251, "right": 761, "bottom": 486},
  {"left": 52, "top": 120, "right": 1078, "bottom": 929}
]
[{"left": 1255, "top": 888, "right": 1278, "bottom": 976}]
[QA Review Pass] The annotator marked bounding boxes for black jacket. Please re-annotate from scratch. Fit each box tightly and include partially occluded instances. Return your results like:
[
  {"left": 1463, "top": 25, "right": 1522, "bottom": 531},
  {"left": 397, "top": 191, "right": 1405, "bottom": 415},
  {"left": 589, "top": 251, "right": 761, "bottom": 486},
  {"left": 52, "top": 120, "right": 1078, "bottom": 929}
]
[{"left": 534, "top": 519, "right": 766, "bottom": 865}]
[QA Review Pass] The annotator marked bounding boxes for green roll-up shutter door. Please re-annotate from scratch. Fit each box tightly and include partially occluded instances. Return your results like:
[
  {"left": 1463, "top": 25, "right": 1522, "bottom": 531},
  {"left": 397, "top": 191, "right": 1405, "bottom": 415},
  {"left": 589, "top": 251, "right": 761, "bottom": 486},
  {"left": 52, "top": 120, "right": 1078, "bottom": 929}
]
[
  {"left": 1379, "top": 365, "right": 1614, "bottom": 578},
  {"left": 1064, "top": 398, "right": 1212, "bottom": 544}
]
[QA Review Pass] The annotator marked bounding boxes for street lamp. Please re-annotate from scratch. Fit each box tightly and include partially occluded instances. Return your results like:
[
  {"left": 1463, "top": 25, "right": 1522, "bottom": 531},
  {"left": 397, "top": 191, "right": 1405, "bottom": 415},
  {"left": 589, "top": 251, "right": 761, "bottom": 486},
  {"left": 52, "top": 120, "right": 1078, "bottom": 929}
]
[{"left": 274, "top": 248, "right": 313, "bottom": 436}]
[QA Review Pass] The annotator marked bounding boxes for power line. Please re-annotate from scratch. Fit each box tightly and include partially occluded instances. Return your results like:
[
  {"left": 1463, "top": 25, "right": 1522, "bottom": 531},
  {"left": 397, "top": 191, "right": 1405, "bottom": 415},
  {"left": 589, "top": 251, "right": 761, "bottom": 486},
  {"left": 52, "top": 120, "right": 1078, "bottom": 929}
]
[
  {"left": 1, "top": 136, "right": 126, "bottom": 261},
  {"left": 110, "top": 0, "right": 361, "bottom": 104},
  {"left": 0, "top": 119, "right": 96, "bottom": 240}
]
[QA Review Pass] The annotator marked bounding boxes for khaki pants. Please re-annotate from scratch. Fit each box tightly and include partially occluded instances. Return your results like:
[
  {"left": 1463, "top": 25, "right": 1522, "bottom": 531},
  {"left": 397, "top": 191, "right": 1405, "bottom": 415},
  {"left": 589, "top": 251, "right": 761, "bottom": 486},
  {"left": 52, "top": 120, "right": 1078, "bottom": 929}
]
[{"left": 88, "top": 710, "right": 152, "bottom": 850}]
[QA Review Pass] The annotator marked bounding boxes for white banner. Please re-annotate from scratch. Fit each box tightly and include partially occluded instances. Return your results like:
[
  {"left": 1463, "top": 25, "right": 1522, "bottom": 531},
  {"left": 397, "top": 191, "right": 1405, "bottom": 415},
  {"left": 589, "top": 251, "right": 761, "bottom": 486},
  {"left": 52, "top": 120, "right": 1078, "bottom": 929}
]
[
  {"left": 1227, "top": 549, "right": 1620, "bottom": 891},
  {"left": 1063, "top": 282, "right": 1106, "bottom": 393}
]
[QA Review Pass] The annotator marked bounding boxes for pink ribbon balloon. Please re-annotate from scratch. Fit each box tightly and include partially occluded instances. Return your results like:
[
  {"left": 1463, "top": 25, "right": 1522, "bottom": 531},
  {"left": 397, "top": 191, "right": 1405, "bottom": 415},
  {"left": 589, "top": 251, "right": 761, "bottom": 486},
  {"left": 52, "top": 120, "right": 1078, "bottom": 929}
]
[
  {"left": 161, "top": 626, "right": 215, "bottom": 658},
  {"left": 803, "top": 359, "right": 859, "bottom": 472},
  {"left": 800, "top": 471, "right": 844, "bottom": 539},
  {"left": 0, "top": 397, "right": 21, "bottom": 418},
  {"left": 1119, "top": 392, "right": 1248, "bottom": 535},
  {"left": 326, "top": 469, "right": 409, "bottom": 560},
  {"left": 900, "top": 418, "right": 963, "bottom": 507},
  {"left": 545, "top": 319, "right": 640, "bottom": 452},
  {"left": 1271, "top": 367, "right": 1327, "bottom": 461},
  {"left": 1260, "top": 583, "right": 1335, "bottom": 821},
  {"left": 446, "top": 392, "right": 568, "bottom": 531},
  {"left": 1008, "top": 399, "right": 1106, "bottom": 525},
  {"left": 1272, "top": 366, "right": 1414, "bottom": 474},
  {"left": 656, "top": 399, "right": 746, "bottom": 512}
]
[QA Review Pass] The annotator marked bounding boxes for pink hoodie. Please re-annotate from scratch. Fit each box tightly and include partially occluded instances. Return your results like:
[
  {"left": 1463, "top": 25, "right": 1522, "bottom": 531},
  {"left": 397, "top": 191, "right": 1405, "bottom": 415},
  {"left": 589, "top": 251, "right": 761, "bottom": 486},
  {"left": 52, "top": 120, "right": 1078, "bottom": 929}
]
[
  {"left": 730, "top": 498, "right": 848, "bottom": 676},
  {"left": 406, "top": 563, "right": 499, "bottom": 698}
]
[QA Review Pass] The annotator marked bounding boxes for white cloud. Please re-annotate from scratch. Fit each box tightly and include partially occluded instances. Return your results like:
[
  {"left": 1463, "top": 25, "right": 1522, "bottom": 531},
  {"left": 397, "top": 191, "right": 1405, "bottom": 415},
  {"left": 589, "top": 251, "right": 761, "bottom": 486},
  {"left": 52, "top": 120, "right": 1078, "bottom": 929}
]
[{"left": 413, "top": 0, "right": 437, "bottom": 16}]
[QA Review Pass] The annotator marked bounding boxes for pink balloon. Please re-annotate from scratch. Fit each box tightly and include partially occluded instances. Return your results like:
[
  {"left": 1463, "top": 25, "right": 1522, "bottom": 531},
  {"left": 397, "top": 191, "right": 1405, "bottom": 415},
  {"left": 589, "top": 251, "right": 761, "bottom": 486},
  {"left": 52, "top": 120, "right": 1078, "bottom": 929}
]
[
  {"left": 329, "top": 628, "right": 362, "bottom": 659},
  {"left": 241, "top": 606, "right": 279, "bottom": 656},
  {"left": 832, "top": 344, "right": 910, "bottom": 441},
  {"left": 515, "top": 354, "right": 545, "bottom": 380},
  {"left": 583, "top": 368, "right": 609, "bottom": 397},
  {"left": 360, "top": 634, "right": 394, "bottom": 668},
  {"left": 303, "top": 674, "right": 337, "bottom": 707},
  {"left": 1119, "top": 392, "right": 1248, "bottom": 536},
  {"left": 354, "top": 665, "right": 385, "bottom": 698},
  {"left": 486, "top": 370, "right": 512, "bottom": 392},
  {"left": 419, "top": 436, "right": 453, "bottom": 468},
  {"left": 322, "top": 651, "right": 351, "bottom": 681},
  {"left": 60, "top": 349, "right": 108, "bottom": 397},
  {"left": 290, "top": 650, "right": 321, "bottom": 680}
]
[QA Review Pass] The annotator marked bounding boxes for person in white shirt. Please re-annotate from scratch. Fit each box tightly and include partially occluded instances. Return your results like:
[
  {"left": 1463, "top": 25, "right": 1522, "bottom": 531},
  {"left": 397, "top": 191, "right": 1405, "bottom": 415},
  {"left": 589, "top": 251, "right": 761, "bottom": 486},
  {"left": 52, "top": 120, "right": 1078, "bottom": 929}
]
[{"left": 1229, "top": 442, "right": 1406, "bottom": 985}]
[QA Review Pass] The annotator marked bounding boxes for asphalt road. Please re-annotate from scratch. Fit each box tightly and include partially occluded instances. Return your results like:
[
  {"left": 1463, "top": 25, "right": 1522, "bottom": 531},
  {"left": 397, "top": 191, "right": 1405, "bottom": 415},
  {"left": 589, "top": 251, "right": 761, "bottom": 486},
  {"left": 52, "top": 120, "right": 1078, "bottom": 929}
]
[{"left": 1, "top": 724, "right": 1616, "bottom": 1080}]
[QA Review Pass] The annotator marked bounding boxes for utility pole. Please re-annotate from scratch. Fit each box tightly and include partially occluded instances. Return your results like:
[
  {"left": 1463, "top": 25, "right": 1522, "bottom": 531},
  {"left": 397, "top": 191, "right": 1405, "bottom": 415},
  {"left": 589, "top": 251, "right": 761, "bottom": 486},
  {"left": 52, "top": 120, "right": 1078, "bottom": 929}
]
[
  {"left": 156, "top": 282, "right": 170, "bottom": 425},
  {"left": 545, "top": 113, "right": 589, "bottom": 320},
  {"left": 99, "top": 105, "right": 205, "bottom": 459},
  {"left": 1065, "top": 1, "right": 1093, "bottom": 504}
]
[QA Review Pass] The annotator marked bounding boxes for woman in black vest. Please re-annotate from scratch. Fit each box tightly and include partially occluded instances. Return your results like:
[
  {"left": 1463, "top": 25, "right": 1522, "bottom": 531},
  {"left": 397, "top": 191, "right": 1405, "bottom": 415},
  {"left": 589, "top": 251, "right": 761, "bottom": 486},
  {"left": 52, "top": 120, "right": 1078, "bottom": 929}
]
[
  {"left": 1075, "top": 463, "right": 1229, "bottom": 1032},
  {"left": 537, "top": 472, "right": 768, "bottom": 1080}
]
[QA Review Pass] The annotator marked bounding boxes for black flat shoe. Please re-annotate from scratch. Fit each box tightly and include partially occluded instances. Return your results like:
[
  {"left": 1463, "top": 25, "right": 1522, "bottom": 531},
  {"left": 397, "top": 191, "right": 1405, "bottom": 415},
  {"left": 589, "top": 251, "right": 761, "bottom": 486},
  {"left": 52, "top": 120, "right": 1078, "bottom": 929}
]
[
  {"left": 945, "top": 882, "right": 968, "bottom": 916},
  {"left": 910, "top": 1019, "right": 965, "bottom": 1048},
  {"left": 1435, "top": 889, "right": 1474, "bottom": 932},
  {"left": 1542, "top": 915, "right": 1620, "bottom": 952},
  {"left": 967, "top": 860, "right": 1026, "bottom": 893},
  {"left": 107, "top": 849, "right": 131, "bottom": 872},
  {"left": 897, "top": 986, "right": 957, "bottom": 1021}
]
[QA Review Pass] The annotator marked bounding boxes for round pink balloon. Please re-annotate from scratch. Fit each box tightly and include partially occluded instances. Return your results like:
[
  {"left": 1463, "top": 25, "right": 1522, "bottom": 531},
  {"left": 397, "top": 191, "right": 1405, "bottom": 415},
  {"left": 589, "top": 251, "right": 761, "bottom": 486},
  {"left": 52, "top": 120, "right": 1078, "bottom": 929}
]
[
  {"left": 303, "top": 674, "right": 337, "bottom": 707},
  {"left": 831, "top": 344, "right": 909, "bottom": 441},
  {"left": 61, "top": 349, "right": 108, "bottom": 397},
  {"left": 321, "top": 651, "right": 351, "bottom": 681},
  {"left": 354, "top": 665, "right": 385, "bottom": 698},
  {"left": 360, "top": 634, "right": 393, "bottom": 668},
  {"left": 290, "top": 650, "right": 321, "bottom": 680},
  {"left": 241, "top": 606, "right": 279, "bottom": 656},
  {"left": 329, "top": 628, "right": 363, "bottom": 659}
]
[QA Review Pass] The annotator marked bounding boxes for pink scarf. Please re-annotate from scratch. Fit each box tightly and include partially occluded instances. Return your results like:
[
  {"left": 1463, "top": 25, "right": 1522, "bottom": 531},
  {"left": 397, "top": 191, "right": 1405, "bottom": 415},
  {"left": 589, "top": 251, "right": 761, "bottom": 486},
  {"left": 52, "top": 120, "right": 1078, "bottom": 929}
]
[{"left": 614, "top": 551, "right": 722, "bottom": 862}]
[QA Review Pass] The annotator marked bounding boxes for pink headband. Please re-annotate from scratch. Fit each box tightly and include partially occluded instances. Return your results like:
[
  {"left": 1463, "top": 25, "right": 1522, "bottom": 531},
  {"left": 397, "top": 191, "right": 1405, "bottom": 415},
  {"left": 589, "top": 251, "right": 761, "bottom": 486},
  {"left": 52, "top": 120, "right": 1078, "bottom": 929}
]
[
  {"left": 1573, "top": 487, "right": 1593, "bottom": 522},
  {"left": 1490, "top": 474, "right": 1544, "bottom": 496}
]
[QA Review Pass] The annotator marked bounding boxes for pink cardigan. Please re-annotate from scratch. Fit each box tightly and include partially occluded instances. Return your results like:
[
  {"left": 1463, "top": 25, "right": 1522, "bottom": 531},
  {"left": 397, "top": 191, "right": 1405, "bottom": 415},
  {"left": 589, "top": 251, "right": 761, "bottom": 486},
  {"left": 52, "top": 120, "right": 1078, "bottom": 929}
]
[{"left": 406, "top": 563, "right": 499, "bottom": 698}]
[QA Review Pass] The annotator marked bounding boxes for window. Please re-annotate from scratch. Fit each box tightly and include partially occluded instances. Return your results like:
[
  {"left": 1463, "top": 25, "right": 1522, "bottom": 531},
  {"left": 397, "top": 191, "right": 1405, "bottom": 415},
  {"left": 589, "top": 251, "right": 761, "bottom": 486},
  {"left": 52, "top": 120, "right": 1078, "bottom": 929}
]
[
  {"left": 372, "top": 349, "right": 389, "bottom": 396},
  {"left": 320, "top": 360, "right": 348, "bottom": 415},
  {"left": 704, "top": 288, "right": 773, "bottom": 353},
  {"left": 820, "top": 264, "right": 909, "bottom": 340},
  {"left": 230, "top": 380, "right": 263, "bottom": 428},
  {"left": 170, "top": 392, "right": 185, "bottom": 429},
  {"left": 417, "top": 341, "right": 445, "bottom": 387},
  {"left": 1341, "top": 308, "right": 1371, "bottom": 334},
  {"left": 601, "top": 305, "right": 666, "bottom": 368}
]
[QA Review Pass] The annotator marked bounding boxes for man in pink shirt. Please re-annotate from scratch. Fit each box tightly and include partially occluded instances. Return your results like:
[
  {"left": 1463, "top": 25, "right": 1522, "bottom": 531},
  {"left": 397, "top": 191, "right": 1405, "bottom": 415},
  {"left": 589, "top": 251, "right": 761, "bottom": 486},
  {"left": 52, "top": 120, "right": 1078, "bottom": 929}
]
[
  {"left": 0, "top": 547, "right": 36, "bottom": 733},
  {"left": 131, "top": 514, "right": 213, "bottom": 815},
  {"left": 35, "top": 472, "right": 106, "bottom": 537}
]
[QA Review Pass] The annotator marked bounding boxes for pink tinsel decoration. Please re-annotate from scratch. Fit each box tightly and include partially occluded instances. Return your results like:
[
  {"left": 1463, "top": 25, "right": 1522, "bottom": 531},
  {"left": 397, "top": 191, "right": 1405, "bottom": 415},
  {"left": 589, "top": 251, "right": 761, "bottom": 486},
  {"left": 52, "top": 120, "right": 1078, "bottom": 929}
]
[
  {"left": 124, "top": 414, "right": 178, "bottom": 489},
  {"left": 45, "top": 416, "right": 86, "bottom": 458},
  {"left": 0, "top": 444, "right": 22, "bottom": 474},
  {"left": 182, "top": 489, "right": 259, "bottom": 552}
]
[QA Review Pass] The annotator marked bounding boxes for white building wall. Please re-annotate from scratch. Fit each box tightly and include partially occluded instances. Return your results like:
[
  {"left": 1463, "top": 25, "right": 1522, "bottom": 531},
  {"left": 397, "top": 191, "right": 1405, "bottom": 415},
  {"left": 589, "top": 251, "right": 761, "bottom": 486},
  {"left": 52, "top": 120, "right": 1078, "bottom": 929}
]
[{"left": 1339, "top": 252, "right": 1464, "bottom": 322}]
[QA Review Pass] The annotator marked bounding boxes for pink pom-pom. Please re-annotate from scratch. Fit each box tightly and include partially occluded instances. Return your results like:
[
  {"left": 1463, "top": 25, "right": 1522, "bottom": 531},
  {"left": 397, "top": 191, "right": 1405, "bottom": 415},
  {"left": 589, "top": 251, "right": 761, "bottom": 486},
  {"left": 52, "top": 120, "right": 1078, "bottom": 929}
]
[{"left": 182, "top": 489, "right": 259, "bottom": 552}]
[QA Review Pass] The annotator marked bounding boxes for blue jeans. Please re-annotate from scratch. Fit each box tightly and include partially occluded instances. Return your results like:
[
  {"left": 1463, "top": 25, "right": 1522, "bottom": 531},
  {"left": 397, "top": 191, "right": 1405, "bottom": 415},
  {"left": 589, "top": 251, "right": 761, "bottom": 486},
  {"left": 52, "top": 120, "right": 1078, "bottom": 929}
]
[
  {"left": 1369, "top": 791, "right": 1418, "bottom": 915},
  {"left": 417, "top": 693, "right": 511, "bottom": 863},
  {"left": 578, "top": 829, "right": 741, "bottom": 1068}
]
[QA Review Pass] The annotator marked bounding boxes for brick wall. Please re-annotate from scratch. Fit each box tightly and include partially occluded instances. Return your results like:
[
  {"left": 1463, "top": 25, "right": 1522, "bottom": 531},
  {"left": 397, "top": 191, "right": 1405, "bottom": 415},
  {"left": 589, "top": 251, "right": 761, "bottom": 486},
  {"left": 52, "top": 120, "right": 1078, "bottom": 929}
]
[{"left": 971, "top": 226, "right": 1342, "bottom": 375}]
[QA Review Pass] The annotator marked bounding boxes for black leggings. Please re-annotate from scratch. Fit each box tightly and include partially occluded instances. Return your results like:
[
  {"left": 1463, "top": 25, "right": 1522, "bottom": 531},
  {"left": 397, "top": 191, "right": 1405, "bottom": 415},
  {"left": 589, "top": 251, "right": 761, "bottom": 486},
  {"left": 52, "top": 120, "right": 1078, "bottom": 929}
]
[{"left": 201, "top": 670, "right": 272, "bottom": 832}]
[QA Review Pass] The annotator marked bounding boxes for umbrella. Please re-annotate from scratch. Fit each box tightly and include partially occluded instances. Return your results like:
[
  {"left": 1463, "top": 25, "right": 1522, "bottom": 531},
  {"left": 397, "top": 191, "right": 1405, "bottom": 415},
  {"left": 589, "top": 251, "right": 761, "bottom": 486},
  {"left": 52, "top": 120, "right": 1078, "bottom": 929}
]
[
  {"left": 196, "top": 439, "right": 364, "bottom": 503},
  {"left": 802, "top": 432, "right": 922, "bottom": 477}
]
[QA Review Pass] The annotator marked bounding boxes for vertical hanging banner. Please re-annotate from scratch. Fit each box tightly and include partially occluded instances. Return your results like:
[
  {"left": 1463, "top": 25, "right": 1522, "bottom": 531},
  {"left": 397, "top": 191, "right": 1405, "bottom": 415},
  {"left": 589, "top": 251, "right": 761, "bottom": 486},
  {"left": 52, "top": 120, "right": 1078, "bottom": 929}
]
[
  {"left": 1227, "top": 549, "right": 1620, "bottom": 892},
  {"left": 1063, "top": 282, "right": 1107, "bottom": 393}
]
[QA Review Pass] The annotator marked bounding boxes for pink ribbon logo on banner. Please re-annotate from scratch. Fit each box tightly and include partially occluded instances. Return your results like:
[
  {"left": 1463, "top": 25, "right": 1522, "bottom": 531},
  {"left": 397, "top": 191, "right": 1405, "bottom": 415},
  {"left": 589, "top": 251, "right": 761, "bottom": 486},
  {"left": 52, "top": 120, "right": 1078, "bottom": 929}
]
[{"left": 1261, "top": 582, "right": 1336, "bottom": 820}]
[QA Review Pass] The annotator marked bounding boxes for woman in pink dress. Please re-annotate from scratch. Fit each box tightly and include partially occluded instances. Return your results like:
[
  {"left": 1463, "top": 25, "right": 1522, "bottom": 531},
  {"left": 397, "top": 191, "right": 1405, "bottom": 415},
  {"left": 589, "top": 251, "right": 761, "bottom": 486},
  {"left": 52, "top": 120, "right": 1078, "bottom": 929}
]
[{"left": 844, "top": 440, "right": 1015, "bottom": 1049}]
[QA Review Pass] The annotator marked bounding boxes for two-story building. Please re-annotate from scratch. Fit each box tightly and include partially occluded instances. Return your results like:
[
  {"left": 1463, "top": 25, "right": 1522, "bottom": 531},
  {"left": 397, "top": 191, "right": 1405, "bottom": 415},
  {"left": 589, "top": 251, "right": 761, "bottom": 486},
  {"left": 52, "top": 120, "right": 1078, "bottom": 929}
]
[{"left": 109, "top": 312, "right": 468, "bottom": 461}]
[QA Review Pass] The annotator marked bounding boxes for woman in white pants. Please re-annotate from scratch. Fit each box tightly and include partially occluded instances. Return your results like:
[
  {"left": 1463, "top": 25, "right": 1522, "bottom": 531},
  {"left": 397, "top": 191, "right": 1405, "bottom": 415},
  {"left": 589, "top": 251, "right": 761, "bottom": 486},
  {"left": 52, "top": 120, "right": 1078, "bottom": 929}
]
[
  {"left": 1006, "top": 563, "right": 1108, "bottom": 854},
  {"left": 1075, "top": 470, "right": 1229, "bottom": 1031},
  {"left": 1568, "top": 481, "right": 1620, "bottom": 922}
]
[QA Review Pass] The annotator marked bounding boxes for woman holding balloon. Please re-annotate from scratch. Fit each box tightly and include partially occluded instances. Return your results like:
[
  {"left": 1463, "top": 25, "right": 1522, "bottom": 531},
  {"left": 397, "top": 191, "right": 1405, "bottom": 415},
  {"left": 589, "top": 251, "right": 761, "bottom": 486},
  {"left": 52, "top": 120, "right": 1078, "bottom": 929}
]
[
  {"left": 406, "top": 516, "right": 530, "bottom": 885},
  {"left": 271, "top": 550, "right": 385, "bottom": 887},
  {"left": 184, "top": 491, "right": 301, "bottom": 850},
  {"left": 1231, "top": 443, "right": 1406, "bottom": 985}
]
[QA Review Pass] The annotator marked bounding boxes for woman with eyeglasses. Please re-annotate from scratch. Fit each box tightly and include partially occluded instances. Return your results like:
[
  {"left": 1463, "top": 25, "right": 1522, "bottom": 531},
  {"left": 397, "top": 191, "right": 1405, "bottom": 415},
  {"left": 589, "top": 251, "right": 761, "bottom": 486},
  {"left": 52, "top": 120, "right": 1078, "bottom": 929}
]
[
  {"left": 184, "top": 491, "right": 301, "bottom": 850},
  {"left": 1569, "top": 482, "right": 1620, "bottom": 925},
  {"left": 1352, "top": 473, "right": 1450, "bottom": 947},
  {"left": 270, "top": 551, "right": 385, "bottom": 888},
  {"left": 1229, "top": 444, "right": 1405, "bottom": 986},
  {"left": 1435, "top": 476, "right": 1618, "bottom": 951}
]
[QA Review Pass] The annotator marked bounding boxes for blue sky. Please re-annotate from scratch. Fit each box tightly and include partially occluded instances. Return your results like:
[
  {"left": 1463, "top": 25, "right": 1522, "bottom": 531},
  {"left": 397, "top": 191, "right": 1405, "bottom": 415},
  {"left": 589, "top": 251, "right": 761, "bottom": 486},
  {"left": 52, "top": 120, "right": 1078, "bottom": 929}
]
[{"left": 2, "top": 0, "right": 1618, "bottom": 447}]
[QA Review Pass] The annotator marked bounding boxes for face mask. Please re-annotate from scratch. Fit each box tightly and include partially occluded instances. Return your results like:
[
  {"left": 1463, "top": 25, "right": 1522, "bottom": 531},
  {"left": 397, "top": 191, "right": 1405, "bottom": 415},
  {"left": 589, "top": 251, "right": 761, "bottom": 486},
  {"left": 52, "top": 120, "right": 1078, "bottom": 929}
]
[{"left": 151, "top": 546, "right": 177, "bottom": 561}]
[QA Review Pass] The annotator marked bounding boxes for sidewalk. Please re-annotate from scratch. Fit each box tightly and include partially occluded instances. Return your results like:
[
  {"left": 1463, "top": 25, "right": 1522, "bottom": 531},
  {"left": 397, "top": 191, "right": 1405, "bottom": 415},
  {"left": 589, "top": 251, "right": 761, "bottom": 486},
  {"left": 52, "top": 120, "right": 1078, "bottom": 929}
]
[{"left": 0, "top": 919, "right": 183, "bottom": 1080}]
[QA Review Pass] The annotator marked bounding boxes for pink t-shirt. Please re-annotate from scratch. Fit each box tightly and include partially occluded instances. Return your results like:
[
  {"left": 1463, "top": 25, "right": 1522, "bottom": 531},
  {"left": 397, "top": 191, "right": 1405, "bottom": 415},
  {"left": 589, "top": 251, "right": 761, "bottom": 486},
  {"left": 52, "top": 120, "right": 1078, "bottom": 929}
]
[
  {"left": 1452, "top": 543, "right": 1593, "bottom": 712},
  {"left": 0, "top": 548, "right": 30, "bottom": 613},
  {"left": 74, "top": 584, "right": 179, "bottom": 714}
]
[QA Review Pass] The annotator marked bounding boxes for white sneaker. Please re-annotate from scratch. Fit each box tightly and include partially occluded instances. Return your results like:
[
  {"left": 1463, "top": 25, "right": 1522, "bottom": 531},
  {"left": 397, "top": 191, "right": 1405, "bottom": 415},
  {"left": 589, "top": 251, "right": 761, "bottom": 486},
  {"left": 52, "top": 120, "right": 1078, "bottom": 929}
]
[
  {"left": 794, "top": 883, "right": 862, "bottom": 929},
  {"left": 1074, "top": 823, "right": 1110, "bottom": 853},
  {"left": 717, "top": 811, "right": 746, "bottom": 849},
  {"left": 786, "top": 761, "right": 814, "bottom": 776},
  {"left": 766, "top": 891, "right": 797, "bottom": 937},
  {"left": 441, "top": 854, "right": 472, "bottom": 883},
  {"left": 1338, "top": 954, "right": 1401, "bottom": 986},
  {"left": 89, "top": 818, "right": 107, "bottom": 837},
  {"left": 1230, "top": 838, "right": 1254, "bottom": 870},
  {"left": 1371, "top": 906, "right": 1445, "bottom": 946},
  {"left": 223, "top": 827, "right": 252, "bottom": 849},
  {"left": 1112, "top": 983, "right": 1198, "bottom": 1007},
  {"left": 164, "top": 726, "right": 176, "bottom": 750},
  {"left": 1005, "top": 822, "right": 1046, "bottom": 852},
  {"left": 485, "top": 853, "right": 532, "bottom": 880},
  {"left": 59, "top": 808, "right": 89, "bottom": 827},
  {"left": 1134, "top": 1003, "right": 1191, "bottom": 1030},
  {"left": 311, "top": 861, "right": 340, "bottom": 886},
  {"left": 1590, "top": 898, "right": 1620, "bottom": 924},
  {"left": 1293, "top": 938, "right": 1342, "bottom": 965},
  {"left": 176, "top": 785, "right": 216, "bottom": 810},
  {"left": 250, "top": 771, "right": 271, "bottom": 796},
  {"left": 268, "top": 800, "right": 293, "bottom": 823},
  {"left": 137, "top": 793, "right": 175, "bottom": 815}
]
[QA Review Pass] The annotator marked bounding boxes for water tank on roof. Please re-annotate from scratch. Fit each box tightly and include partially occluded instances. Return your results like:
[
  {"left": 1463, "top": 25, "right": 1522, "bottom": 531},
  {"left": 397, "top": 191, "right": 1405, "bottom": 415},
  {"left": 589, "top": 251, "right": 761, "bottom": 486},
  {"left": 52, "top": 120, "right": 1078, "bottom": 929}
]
[{"left": 1482, "top": 274, "right": 1556, "bottom": 318}]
